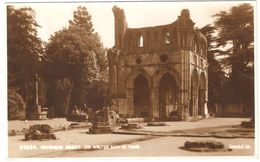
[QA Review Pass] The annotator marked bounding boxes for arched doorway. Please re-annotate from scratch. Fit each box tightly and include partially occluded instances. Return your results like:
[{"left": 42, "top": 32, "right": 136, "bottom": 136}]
[
  {"left": 159, "top": 73, "right": 177, "bottom": 120},
  {"left": 133, "top": 75, "right": 150, "bottom": 117},
  {"left": 198, "top": 73, "right": 206, "bottom": 116},
  {"left": 190, "top": 69, "right": 199, "bottom": 117}
]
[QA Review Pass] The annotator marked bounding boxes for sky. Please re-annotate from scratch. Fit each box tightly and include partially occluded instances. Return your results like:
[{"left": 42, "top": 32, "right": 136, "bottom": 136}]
[{"left": 10, "top": 1, "right": 255, "bottom": 48}]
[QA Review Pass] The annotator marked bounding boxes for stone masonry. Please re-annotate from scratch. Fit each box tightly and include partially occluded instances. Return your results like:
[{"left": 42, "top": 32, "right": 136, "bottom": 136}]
[{"left": 107, "top": 6, "right": 208, "bottom": 121}]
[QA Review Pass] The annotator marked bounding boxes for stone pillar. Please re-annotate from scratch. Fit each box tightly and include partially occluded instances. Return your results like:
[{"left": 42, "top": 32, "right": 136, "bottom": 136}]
[
  {"left": 112, "top": 6, "right": 127, "bottom": 49},
  {"left": 126, "top": 88, "right": 133, "bottom": 117},
  {"left": 117, "top": 52, "right": 125, "bottom": 97},
  {"left": 113, "top": 64, "right": 117, "bottom": 96},
  {"left": 180, "top": 50, "right": 190, "bottom": 120},
  {"left": 204, "top": 72, "right": 209, "bottom": 117},
  {"left": 204, "top": 102, "right": 208, "bottom": 117},
  {"left": 147, "top": 86, "right": 155, "bottom": 120},
  {"left": 107, "top": 48, "right": 118, "bottom": 98},
  {"left": 108, "top": 50, "right": 114, "bottom": 97},
  {"left": 153, "top": 84, "right": 160, "bottom": 119}
]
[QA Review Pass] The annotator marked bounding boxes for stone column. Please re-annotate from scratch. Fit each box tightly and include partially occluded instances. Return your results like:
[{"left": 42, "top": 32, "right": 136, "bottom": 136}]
[
  {"left": 149, "top": 87, "right": 157, "bottom": 120},
  {"left": 204, "top": 102, "right": 208, "bottom": 117},
  {"left": 113, "top": 64, "right": 117, "bottom": 96},
  {"left": 180, "top": 50, "right": 190, "bottom": 120},
  {"left": 107, "top": 49, "right": 118, "bottom": 98}
]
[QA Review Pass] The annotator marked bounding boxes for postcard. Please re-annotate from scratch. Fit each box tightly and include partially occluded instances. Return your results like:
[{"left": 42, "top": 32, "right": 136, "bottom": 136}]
[{"left": 5, "top": 0, "right": 256, "bottom": 159}]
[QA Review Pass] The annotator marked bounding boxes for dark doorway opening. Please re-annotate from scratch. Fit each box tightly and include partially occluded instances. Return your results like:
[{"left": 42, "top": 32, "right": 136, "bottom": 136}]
[
  {"left": 133, "top": 75, "right": 150, "bottom": 117},
  {"left": 159, "top": 73, "right": 177, "bottom": 119}
]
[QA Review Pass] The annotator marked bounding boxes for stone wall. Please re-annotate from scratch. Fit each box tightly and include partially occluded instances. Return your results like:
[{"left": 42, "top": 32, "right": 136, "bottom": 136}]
[{"left": 108, "top": 6, "right": 208, "bottom": 120}]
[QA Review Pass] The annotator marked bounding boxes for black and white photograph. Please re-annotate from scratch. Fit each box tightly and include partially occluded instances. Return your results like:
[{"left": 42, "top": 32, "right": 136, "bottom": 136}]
[{"left": 2, "top": 0, "right": 257, "bottom": 159}]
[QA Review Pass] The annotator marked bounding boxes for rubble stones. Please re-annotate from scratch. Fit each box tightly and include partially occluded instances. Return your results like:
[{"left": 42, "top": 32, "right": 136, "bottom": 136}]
[
  {"left": 183, "top": 140, "right": 228, "bottom": 152},
  {"left": 241, "top": 121, "right": 254, "bottom": 128},
  {"left": 147, "top": 122, "right": 167, "bottom": 126},
  {"left": 24, "top": 124, "right": 56, "bottom": 141}
]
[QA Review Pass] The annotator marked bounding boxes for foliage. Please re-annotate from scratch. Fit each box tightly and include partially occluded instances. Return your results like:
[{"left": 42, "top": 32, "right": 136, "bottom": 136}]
[
  {"left": 44, "top": 6, "right": 108, "bottom": 115},
  {"left": 8, "top": 88, "right": 26, "bottom": 120},
  {"left": 214, "top": 4, "right": 253, "bottom": 49},
  {"left": 53, "top": 78, "right": 73, "bottom": 117},
  {"left": 200, "top": 24, "right": 226, "bottom": 109},
  {"left": 86, "top": 80, "right": 110, "bottom": 110},
  {"left": 7, "top": 6, "right": 43, "bottom": 113},
  {"left": 213, "top": 3, "right": 254, "bottom": 104}
]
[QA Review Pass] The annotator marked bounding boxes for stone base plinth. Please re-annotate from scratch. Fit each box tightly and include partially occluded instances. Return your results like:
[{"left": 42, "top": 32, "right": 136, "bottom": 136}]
[
  {"left": 89, "top": 122, "right": 113, "bottom": 134},
  {"left": 27, "top": 112, "right": 48, "bottom": 120}
]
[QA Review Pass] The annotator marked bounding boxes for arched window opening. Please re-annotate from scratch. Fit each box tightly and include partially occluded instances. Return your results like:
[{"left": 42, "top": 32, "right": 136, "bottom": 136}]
[
  {"left": 194, "top": 44, "right": 197, "bottom": 53},
  {"left": 162, "top": 29, "right": 170, "bottom": 45},
  {"left": 165, "top": 32, "right": 171, "bottom": 44},
  {"left": 196, "top": 44, "right": 200, "bottom": 54},
  {"left": 193, "top": 55, "right": 197, "bottom": 66},
  {"left": 138, "top": 35, "right": 144, "bottom": 47}
]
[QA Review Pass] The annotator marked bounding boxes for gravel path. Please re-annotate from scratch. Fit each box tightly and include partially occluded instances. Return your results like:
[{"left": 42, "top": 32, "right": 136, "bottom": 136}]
[{"left": 8, "top": 117, "right": 254, "bottom": 157}]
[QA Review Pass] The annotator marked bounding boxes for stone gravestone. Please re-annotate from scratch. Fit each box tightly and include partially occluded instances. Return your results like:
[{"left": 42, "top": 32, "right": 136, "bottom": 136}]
[{"left": 89, "top": 107, "right": 113, "bottom": 134}]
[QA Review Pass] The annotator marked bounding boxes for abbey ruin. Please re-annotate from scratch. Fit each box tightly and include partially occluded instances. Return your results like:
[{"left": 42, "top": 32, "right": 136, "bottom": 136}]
[{"left": 107, "top": 6, "right": 208, "bottom": 120}]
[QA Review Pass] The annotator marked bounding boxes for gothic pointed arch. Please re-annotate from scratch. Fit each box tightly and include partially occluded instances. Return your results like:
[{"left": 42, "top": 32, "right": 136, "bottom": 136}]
[
  {"left": 153, "top": 65, "right": 181, "bottom": 89},
  {"left": 126, "top": 67, "right": 152, "bottom": 89},
  {"left": 151, "top": 66, "right": 181, "bottom": 120}
]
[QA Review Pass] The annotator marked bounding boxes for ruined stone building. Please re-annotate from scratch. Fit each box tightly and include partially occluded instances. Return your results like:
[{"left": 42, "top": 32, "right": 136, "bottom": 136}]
[{"left": 107, "top": 6, "right": 208, "bottom": 120}]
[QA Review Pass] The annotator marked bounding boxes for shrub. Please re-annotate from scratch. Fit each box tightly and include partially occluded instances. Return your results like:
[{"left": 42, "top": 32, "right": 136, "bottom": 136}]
[{"left": 8, "top": 88, "right": 26, "bottom": 120}]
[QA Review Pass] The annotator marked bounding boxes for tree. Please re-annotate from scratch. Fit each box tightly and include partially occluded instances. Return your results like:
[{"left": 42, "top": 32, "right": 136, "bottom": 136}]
[
  {"left": 200, "top": 24, "right": 226, "bottom": 112},
  {"left": 206, "top": 3, "right": 255, "bottom": 118},
  {"left": 7, "top": 6, "right": 43, "bottom": 113},
  {"left": 69, "top": 6, "right": 94, "bottom": 33},
  {"left": 213, "top": 3, "right": 254, "bottom": 105},
  {"left": 44, "top": 6, "right": 107, "bottom": 115},
  {"left": 53, "top": 79, "right": 73, "bottom": 117}
]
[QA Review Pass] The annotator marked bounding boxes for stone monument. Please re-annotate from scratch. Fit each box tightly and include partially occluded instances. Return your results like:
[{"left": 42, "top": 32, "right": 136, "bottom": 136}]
[
  {"left": 28, "top": 73, "right": 47, "bottom": 120},
  {"left": 89, "top": 107, "right": 113, "bottom": 134}
]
